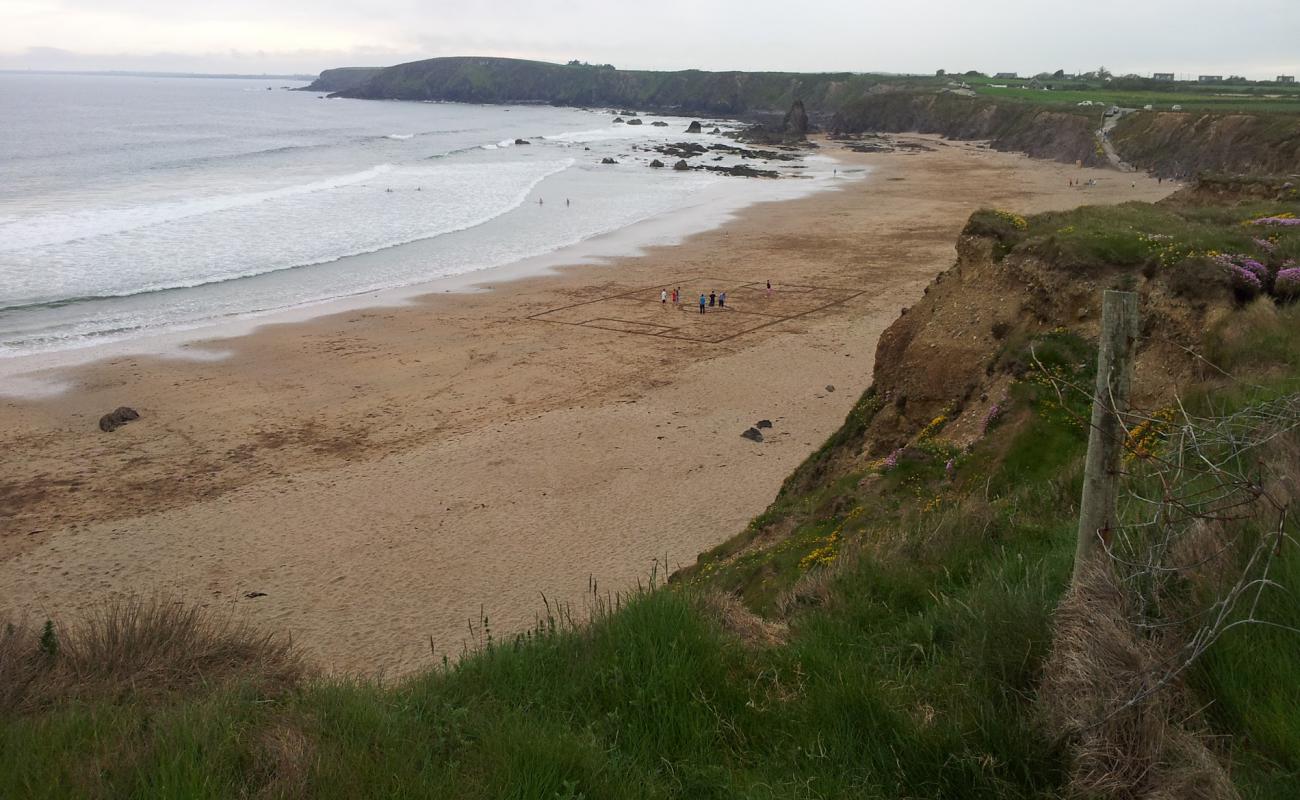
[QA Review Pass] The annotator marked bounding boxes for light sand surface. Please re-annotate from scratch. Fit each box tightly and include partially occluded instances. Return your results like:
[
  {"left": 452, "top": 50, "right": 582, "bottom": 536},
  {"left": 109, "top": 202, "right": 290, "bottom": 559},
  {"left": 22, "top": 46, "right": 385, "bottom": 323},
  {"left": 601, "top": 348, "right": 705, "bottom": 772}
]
[{"left": 0, "top": 136, "right": 1174, "bottom": 676}]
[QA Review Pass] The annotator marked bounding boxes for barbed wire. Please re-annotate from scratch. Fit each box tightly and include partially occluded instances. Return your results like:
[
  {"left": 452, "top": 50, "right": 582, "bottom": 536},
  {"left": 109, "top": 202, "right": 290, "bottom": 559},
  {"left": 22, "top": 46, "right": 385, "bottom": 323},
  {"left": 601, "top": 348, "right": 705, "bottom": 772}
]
[{"left": 1032, "top": 343, "right": 1299, "bottom": 717}]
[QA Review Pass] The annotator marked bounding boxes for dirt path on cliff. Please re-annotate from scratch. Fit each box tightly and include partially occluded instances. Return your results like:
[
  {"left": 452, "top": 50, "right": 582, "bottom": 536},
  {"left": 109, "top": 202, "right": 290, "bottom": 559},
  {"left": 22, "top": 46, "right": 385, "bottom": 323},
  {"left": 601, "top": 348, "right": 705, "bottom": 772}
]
[{"left": 0, "top": 136, "right": 1174, "bottom": 676}]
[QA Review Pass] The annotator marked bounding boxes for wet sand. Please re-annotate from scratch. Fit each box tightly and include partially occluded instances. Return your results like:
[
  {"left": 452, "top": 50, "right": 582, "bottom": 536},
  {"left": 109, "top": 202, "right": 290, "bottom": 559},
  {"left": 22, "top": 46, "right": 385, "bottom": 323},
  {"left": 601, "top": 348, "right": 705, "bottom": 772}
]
[{"left": 0, "top": 136, "right": 1173, "bottom": 675}]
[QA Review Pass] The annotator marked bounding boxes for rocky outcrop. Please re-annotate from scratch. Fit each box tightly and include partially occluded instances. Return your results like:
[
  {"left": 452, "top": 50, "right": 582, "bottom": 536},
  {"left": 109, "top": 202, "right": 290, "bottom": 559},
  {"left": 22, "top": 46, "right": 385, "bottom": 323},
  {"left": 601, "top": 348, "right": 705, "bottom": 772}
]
[
  {"left": 685, "top": 121, "right": 703, "bottom": 133},
  {"left": 649, "top": 159, "right": 665, "bottom": 168},
  {"left": 782, "top": 100, "right": 809, "bottom": 136},
  {"left": 673, "top": 159, "right": 691, "bottom": 171},
  {"left": 627, "top": 118, "right": 643, "bottom": 126},
  {"left": 601, "top": 157, "right": 618, "bottom": 164}
]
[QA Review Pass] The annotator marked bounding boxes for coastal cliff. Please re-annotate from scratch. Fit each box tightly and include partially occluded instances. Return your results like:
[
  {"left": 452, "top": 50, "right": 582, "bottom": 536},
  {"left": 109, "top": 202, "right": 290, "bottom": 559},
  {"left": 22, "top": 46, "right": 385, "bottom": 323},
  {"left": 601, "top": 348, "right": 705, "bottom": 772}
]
[
  {"left": 322, "top": 56, "right": 876, "bottom": 115},
  {"left": 1110, "top": 110, "right": 1300, "bottom": 178},
  {"left": 312, "top": 57, "right": 1299, "bottom": 178},
  {"left": 303, "top": 67, "right": 385, "bottom": 93},
  {"left": 831, "top": 90, "right": 1107, "bottom": 166}
]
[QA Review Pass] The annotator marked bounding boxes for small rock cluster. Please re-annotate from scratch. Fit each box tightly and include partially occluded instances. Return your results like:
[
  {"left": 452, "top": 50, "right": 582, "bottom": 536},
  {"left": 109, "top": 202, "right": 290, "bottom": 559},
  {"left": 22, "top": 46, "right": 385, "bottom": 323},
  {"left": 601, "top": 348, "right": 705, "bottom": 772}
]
[{"left": 740, "top": 419, "right": 774, "bottom": 443}]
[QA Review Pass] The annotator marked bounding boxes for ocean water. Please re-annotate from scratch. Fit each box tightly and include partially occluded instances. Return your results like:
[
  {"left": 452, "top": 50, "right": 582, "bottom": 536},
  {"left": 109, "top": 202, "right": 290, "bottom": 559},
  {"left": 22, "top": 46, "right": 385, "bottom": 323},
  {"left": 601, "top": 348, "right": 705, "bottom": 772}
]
[{"left": 0, "top": 73, "right": 838, "bottom": 362}]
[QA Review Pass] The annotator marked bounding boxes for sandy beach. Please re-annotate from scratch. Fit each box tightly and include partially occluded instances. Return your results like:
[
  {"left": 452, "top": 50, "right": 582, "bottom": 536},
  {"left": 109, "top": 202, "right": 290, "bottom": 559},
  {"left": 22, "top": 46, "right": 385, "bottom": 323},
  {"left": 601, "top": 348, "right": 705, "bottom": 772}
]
[{"left": 0, "top": 136, "right": 1173, "bottom": 676}]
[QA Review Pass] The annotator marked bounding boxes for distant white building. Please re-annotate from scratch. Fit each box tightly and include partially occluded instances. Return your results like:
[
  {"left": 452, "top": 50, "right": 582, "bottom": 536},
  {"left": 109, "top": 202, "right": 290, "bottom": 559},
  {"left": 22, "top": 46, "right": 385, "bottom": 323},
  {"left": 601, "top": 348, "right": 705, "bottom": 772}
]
[
  {"left": 1153, "top": 72, "right": 1175, "bottom": 81},
  {"left": 1279, "top": 75, "right": 1297, "bottom": 84},
  {"left": 1198, "top": 75, "right": 1224, "bottom": 83}
]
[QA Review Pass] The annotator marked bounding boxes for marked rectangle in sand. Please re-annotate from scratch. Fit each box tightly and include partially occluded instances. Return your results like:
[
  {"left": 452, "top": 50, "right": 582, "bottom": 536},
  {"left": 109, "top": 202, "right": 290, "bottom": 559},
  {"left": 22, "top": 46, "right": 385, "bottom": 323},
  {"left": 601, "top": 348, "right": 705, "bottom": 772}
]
[{"left": 527, "top": 278, "right": 865, "bottom": 344}]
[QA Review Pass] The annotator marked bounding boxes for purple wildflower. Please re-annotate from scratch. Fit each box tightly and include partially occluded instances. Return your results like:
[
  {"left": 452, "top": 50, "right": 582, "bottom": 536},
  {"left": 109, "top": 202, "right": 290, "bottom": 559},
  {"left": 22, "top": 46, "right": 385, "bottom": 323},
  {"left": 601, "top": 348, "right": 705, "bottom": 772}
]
[
  {"left": 1228, "top": 263, "right": 1263, "bottom": 289},
  {"left": 882, "top": 448, "right": 903, "bottom": 469},
  {"left": 1250, "top": 217, "right": 1300, "bottom": 227},
  {"left": 1276, "top": 267, "right": 1300, "bottom": 300},
  {"left": 1238, "top": 258, "right": 1270, "bottom": 285},
  {"left": 1253, "top": 237, "right": 1278, "bottom": 254},
  {"left": 945, "top": 458, "right": 956, "bottom": 481},
  {"left": 982, "top": 403, "right": 1002, "bottom": 434}
]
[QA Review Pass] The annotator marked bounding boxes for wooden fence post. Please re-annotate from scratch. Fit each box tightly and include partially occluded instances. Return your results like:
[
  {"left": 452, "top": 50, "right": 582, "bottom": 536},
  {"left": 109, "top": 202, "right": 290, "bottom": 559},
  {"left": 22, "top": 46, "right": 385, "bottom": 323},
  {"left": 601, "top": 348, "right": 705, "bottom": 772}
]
[{"left": 1073, "top": 290, "right": 1139, "bottom": 584}]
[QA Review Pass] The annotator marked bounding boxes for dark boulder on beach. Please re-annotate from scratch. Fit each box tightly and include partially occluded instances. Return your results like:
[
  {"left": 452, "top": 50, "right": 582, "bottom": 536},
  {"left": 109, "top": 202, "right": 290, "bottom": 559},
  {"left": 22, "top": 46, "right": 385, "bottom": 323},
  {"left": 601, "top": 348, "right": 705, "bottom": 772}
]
[
  {"left": 756, "top": 419, "right": 773, "bottom": 429},
  {"left": 703, "top": 163, "right": 780, "bottom": 178},
  {"left": 627, "top": 118, "right": 643, "bottom": 126},
  {"left": 711, "top": 126, "right": 722, "bottom": 134},
  {"left": 649, "top": 159, "right": 665, "bottom": 168},
  {"left": 601, "top": 157, "right": 618, "bottom": 164},
  {"left": 98, "top": 406, "right": 140, "bottom": 433},
  {"left": 613, "top": 117, "right": 625, "bottom": 124},
  {"left": 740, "top": 427, "right": 764, "bottom": 443},
  {"left": 685, "top": 121, "right": 703, "bottom": 133},
  {"left": 651, "top": 120, "right": 668, "bottom": 126},
  {"left": 673, "top": 159, "right": 691, "bottom": 171},
  {"left": 514, "top": 138, "right": 531, "bottom": 145}
]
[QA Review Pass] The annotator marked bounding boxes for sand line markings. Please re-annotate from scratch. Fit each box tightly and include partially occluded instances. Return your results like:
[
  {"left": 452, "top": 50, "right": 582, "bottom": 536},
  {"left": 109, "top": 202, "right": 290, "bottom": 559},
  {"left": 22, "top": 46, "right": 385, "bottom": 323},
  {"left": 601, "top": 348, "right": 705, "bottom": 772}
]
[{"left": 526, "top": 278, "right": 868, "bottom": 344}]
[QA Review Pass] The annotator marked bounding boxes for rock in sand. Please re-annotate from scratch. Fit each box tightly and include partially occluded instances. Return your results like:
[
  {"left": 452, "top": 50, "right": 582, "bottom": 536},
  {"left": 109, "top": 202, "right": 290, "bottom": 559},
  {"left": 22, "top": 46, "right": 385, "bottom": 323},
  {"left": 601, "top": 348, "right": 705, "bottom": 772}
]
[
  {"left": 740, "top": 427, "right": 764, "bottom": 443},
  {"left": 98, "top": 406, "right": 140, "bottom": 432}
]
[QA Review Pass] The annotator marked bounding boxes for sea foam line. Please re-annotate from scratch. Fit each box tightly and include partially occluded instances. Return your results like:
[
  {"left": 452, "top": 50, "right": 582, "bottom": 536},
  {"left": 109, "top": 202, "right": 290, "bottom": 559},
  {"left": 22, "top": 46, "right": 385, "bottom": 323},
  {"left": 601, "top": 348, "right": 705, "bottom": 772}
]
[
  {"left": 0, "top": 159, "right": 577, "bottom": 312},
  {"left": 0, "top": 164, "right": 397, "bottom": 253}
]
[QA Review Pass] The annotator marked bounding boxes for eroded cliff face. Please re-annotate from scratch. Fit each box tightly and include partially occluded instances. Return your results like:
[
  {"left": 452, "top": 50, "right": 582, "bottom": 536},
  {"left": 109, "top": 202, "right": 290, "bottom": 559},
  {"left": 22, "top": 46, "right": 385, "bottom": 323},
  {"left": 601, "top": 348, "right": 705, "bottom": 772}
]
[
  {"left": 860, "top": 231, "right": 1230, "bottom": 458},
  {"left": 1111, "top": 111, "right": 1300, "bottom": 179},
  {"left": 831, "top": 92, "right": 1107, "bottom": 167}
]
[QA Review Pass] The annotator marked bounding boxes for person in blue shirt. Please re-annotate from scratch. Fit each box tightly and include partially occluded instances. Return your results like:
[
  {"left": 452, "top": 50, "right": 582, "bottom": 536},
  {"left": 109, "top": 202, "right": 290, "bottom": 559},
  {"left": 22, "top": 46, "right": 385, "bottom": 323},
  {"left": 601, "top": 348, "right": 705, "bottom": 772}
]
[{"left": 699, "top": 293, "right": 707, "bottom": 314}]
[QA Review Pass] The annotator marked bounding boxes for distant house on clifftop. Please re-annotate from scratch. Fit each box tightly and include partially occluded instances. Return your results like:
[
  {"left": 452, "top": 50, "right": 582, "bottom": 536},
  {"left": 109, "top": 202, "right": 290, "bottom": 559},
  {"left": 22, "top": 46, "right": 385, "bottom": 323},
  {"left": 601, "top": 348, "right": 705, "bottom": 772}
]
[
  {"left": 1152, "top": 72, "right": 1175, "bottom": 81},
  {"left": 1279, "top": 75, "right": 1297, "bottom": 84},
  {"left": 1198, "top": 75, "right": 1224, "bottom": 83}
]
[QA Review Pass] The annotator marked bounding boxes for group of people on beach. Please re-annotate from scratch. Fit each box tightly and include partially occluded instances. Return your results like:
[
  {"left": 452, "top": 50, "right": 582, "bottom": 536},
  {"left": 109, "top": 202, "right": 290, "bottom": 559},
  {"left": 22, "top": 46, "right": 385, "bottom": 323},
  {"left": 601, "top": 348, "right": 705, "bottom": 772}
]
[{"left": 659, "top": 280, "right": 773, "bottom": 314}]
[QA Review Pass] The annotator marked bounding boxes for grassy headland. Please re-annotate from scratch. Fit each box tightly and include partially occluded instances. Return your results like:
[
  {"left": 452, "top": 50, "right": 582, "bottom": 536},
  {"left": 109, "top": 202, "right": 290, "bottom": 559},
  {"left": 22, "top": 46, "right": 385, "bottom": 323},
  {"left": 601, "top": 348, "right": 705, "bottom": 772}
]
[
  {"left": 4, "top": 180, "right": 1298, "bottom": 798},
  {"left": 314, "top": 57, "right": 1300, "bottom": 178}
]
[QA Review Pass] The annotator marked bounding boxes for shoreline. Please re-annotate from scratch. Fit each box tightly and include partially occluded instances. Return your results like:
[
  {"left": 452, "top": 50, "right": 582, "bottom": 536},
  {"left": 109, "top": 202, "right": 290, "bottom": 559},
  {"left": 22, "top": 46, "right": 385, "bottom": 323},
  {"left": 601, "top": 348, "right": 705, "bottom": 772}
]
[
  {"left": 0, "top": 152, "right": 853, "bottom": 397},
  {"left": 0, "top": 156, "right": 847, "bottom": 395},
  {"left": 0, "top": 136, "right": 1176, "bottom": 676}
]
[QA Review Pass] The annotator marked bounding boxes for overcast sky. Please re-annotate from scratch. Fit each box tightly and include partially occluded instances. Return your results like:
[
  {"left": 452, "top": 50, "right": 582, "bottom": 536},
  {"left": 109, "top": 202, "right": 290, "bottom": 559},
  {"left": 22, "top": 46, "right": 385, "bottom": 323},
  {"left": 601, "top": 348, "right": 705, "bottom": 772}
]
[{"left": 2, "top": 0, "right": 1297, "bottom": 79}]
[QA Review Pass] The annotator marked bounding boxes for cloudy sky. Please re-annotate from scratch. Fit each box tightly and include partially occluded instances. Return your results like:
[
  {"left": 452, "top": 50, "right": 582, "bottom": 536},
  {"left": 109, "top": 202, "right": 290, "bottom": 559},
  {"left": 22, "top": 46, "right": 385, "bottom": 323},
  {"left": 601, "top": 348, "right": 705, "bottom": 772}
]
[{"left": 2, "top": 0, "right": 1297, "bottom": 79}]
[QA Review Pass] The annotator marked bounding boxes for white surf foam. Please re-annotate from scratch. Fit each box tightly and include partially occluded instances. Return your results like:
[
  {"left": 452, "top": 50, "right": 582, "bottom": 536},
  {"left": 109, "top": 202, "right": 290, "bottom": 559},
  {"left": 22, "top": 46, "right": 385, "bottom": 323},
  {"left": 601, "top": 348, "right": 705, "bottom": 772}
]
[
  {"left": 1, "top": 159, "right": 574, "bottom": 308},
  {"left": 0, "top": 164, "right": 397, "bottom": 253}
]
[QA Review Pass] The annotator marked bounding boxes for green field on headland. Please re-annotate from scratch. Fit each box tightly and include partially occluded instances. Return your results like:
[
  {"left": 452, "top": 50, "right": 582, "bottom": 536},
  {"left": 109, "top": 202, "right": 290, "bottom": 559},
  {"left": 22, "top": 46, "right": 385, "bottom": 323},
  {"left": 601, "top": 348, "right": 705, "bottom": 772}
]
[{"left": 4, "top": 180, "right": 1299, "bottom": 799}]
